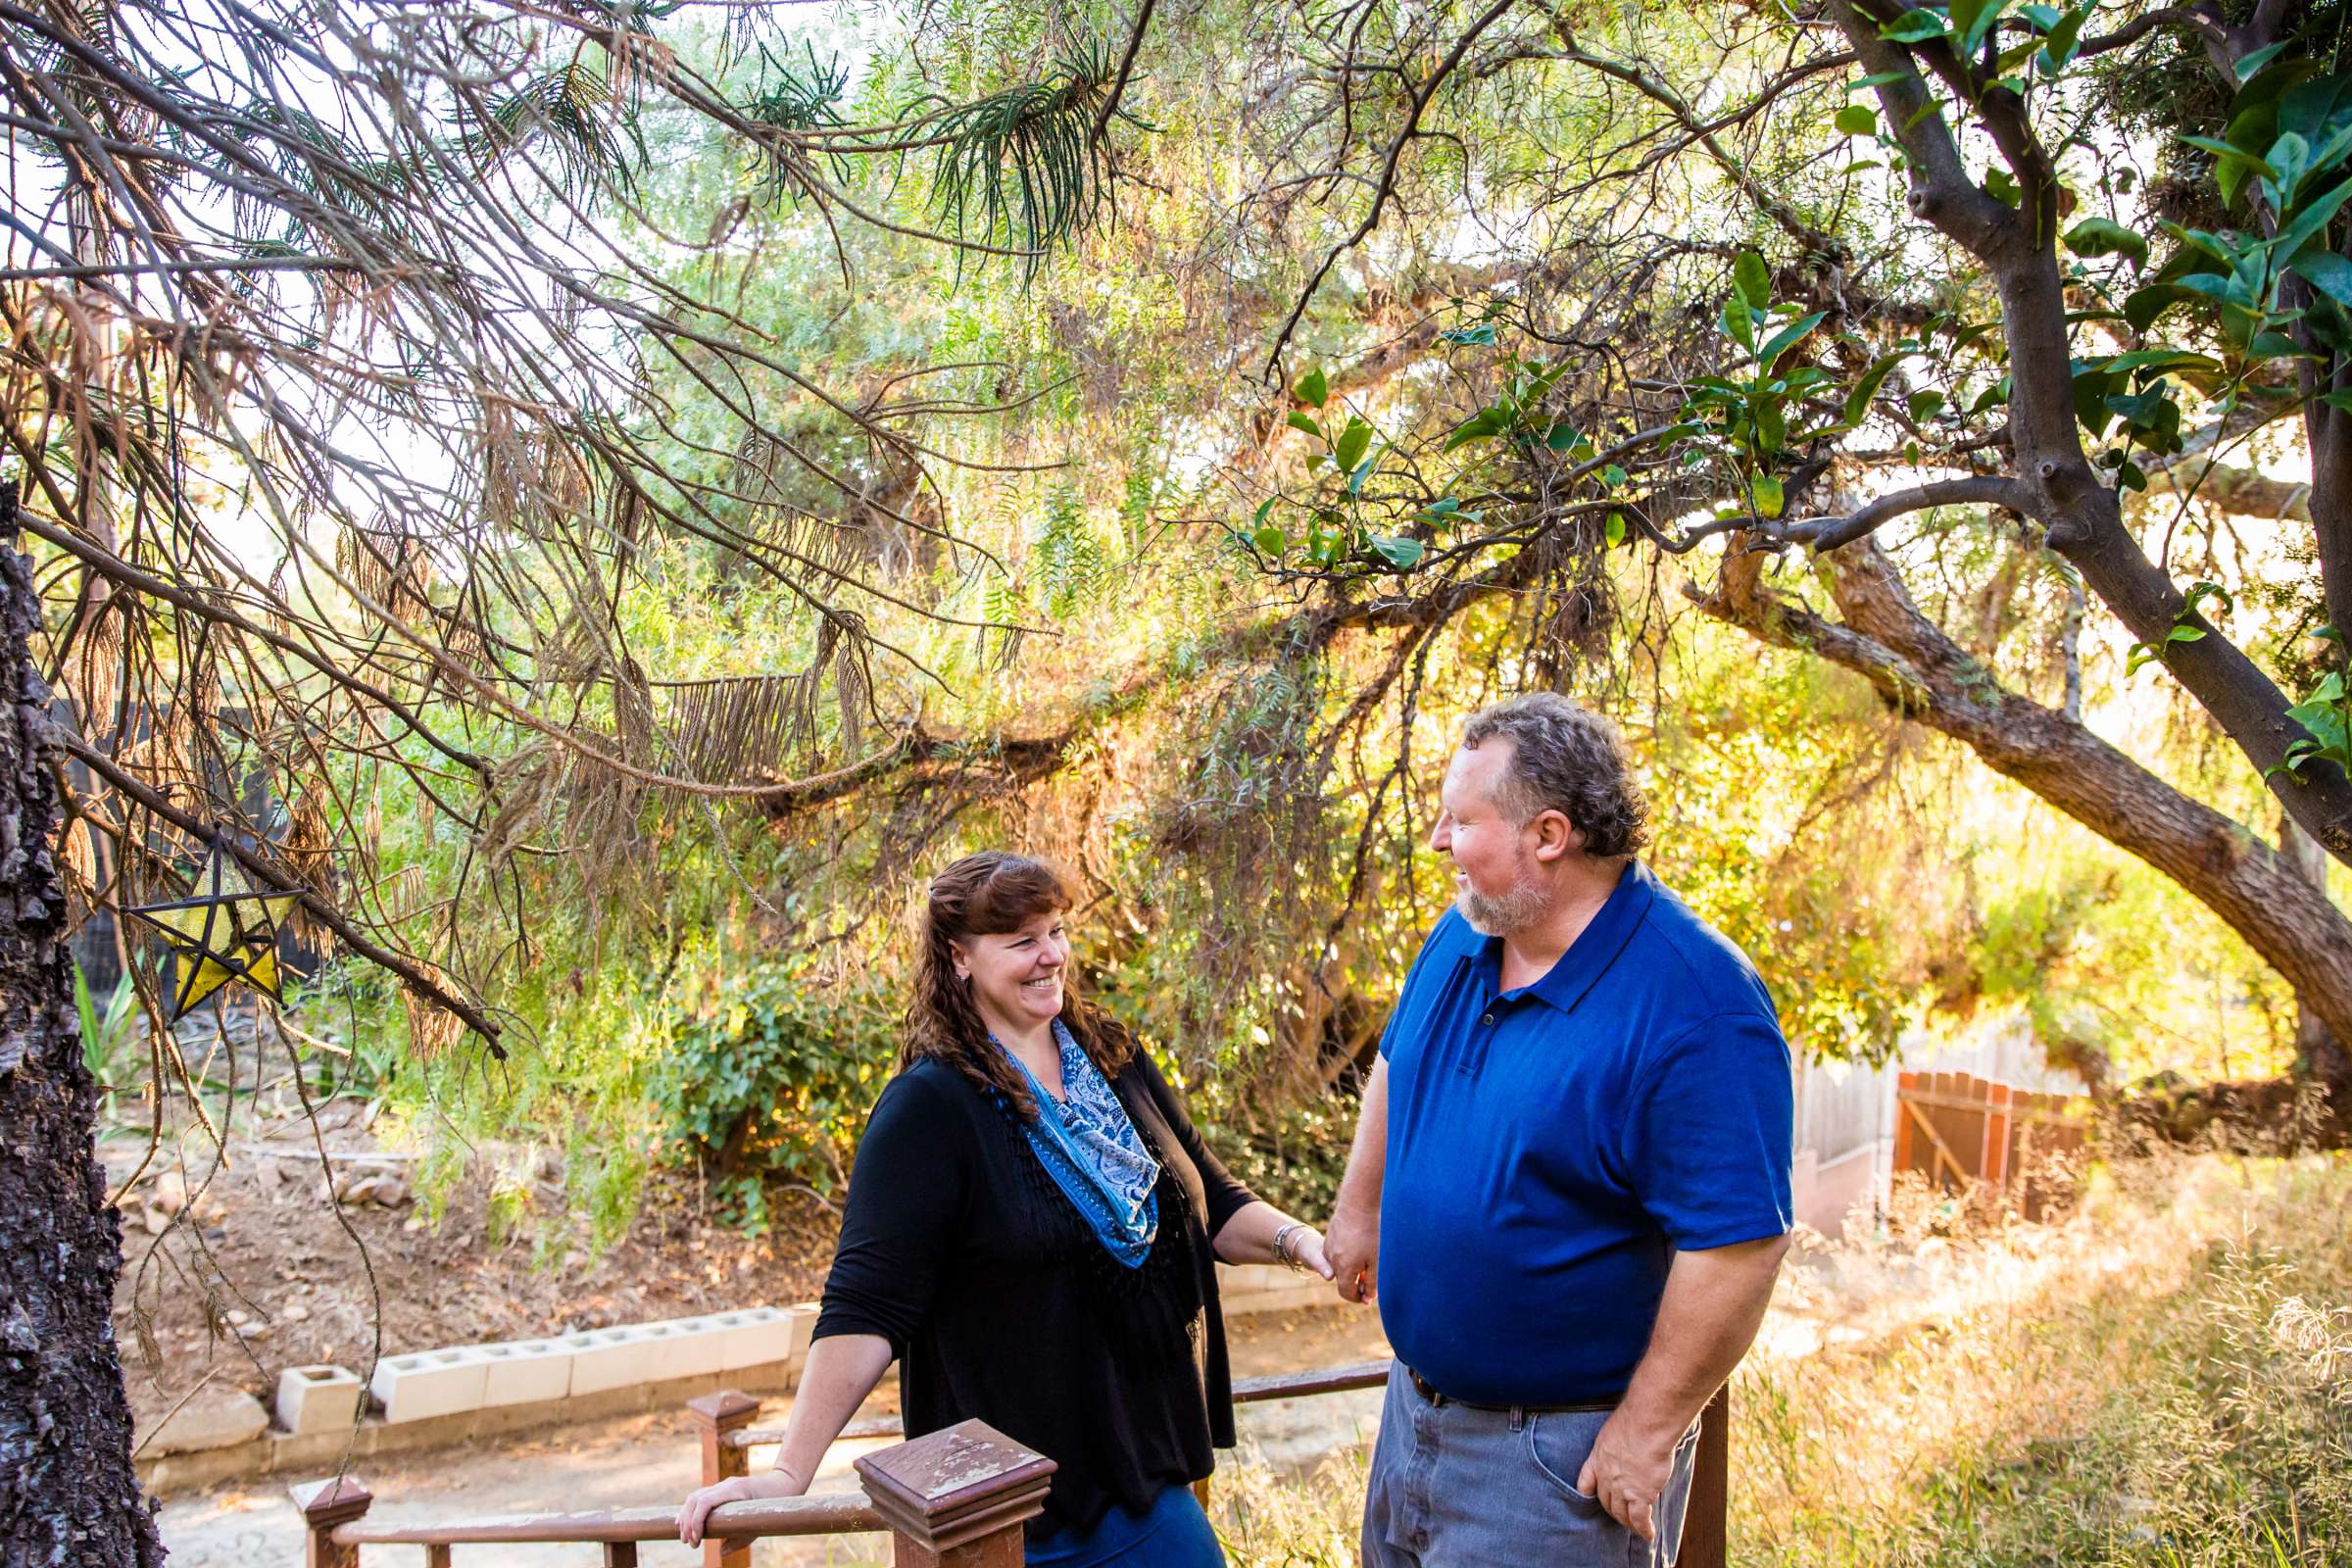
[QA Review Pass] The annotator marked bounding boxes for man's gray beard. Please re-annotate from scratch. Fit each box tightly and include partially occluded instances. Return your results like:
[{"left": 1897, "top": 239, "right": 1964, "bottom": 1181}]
[{"left": 1457, "top": 869, "right": 1551, "bottom": 936}]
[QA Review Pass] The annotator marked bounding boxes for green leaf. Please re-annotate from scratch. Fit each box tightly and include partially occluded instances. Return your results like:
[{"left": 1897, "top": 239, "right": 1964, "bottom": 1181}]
[
  {"left": 1984, "top": 168, "right": 2023, "bottom": 208},
  {"left": 1751, "top": 472, "right": 1786, "bottom": 518},
  {"left": 1950, "top": 0, "right": 2012, "bottom": 56},
  {"left": 1444, "top": 410, "right": 1507, "bottom": 452},
  {"left": 2036, "top": 4, "right": 2088, "bottom": 74},
  {"left": 1334, "top": 417, "right": 1374, "bottom": 472},
  {"left": 2182, "top": 579, "right": 2233, "bottom": 616},
  {"left": 1722, "top": 291, "right": 1757, "bottom": 353},
  {"left": 1545, "top": 421, "right": 1583, "bottom": 452},
  {"left": 1907, "top": 388, "right": 1946, "bottom": 422},
  {"left": 1842, "top": 353, "right": 1906, "bottom": 426},
  {"left": 1969, "top": 375, "right": 2013, "bottom": 414},
  {"left": 2275, "top": 174, "right": 2352, "bottom": 262},
  {"left": 1348, "top": 455, "right": 1378, "bottom": 496},
  {"left": 2063, "top": 217, "right": 2149, "bottom": 270},
  {"left": 2100, "top": 348, "right": 2224, "bottom": 377},
  {"left": 1881, "top": 9, "right": 1951, "bottom": 43},
  {"left": 2322, "top": 388, "right": 2352, "bottom": 413},
  {"left": 1850, "top": 71, "right": 1909, "bottom": 90},
  {"left": 2165, "top": 624, "right": 2208, "bottom": 644},
  {"left": 1368, "top": 535, "right": 1424, "bottom": 569},
  {"left": 2124, "top": 282, "right": 2199, "bottom": 333},
  {"left": 1295, "top": 368, "right": 1328, "bottom": 409},
  {"left": 1835, "top": 104, "right": 1879, "bottom": 137},
  {"left": 1734, "top": 251, "right": 1773, "bottom": 309},
  {"left": 1755, "top": 310, "right": 1829, "bottom": 372},
  {"left": 1605, "top": 512, "right": 1627, "bottom": 546},
  {"left": 1252, "top": 523, "right": 1286, "bottom": 555},
  {"left": 2233, "top": 40, "right": 2290, "bottom": 84},
  {"left": 1286, "top": 410, "right": 1321, "bottom": 437}
]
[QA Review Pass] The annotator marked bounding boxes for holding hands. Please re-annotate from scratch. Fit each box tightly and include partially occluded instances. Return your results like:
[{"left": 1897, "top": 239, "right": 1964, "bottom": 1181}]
[{"left": 1323, "top": 1201, "right": 1377, "bottom": 1304}]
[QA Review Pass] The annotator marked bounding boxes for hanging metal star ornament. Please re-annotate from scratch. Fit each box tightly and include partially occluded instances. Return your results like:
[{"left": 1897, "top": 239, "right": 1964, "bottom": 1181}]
[{"left": 122, "top": 845, "right": 304, "bottom": 1023}]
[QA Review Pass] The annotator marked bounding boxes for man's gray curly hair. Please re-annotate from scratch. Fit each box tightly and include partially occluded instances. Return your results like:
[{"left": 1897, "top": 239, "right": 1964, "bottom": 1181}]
[{"left": 1459, "top": 693, "right": 1651, "bottom": 858}]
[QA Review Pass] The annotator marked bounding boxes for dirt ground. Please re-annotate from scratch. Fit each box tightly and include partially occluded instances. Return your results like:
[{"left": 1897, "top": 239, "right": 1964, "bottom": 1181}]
[{"left": 109, "top": 1087, "right": 847, "bottom": 1440}]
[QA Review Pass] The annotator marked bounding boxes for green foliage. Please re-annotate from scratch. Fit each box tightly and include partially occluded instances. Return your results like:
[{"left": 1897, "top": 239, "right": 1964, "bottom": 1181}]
[
  {"left": 921, "top": 40, "right": 1131, "bottom": 275},
  {"left": 649, "top": 952, "right": 900, "bottom": 1231},
  {"left": 2279, "top": 627, "right": 2352, "bottom": 780},
  {"left": 74, "top": 963, "right": 141, "bottom": 1129},
  {"left": 2128, "top": 62, "right": 2352, "bottom": 368}
]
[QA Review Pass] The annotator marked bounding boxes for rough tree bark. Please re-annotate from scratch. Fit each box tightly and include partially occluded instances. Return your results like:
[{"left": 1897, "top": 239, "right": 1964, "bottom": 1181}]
[
  {"left": 0, "top": 483, "right": 164, "bottom": 1566},
  {"left": 1696, "top": 539, "right": 2352, "bottom": 1092}
]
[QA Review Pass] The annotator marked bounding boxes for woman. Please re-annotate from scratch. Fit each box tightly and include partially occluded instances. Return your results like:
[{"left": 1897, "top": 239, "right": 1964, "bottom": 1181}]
[{"left": 678, "top": 851, "right": 1333, "bottom": 1565}]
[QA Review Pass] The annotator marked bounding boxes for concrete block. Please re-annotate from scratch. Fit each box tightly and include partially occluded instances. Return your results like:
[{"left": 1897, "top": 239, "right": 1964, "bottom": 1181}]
[
  {"left": 273, "top": 1364, "right": 363, "bottom": 1436},
  {"left": 140, "top": 1387, "right": 269, "bottom": 1456},
  {"left": 477, "top": 1338, "right": 573, "bottom": 1407},
  {"left": 565, "top": 1321, "right": 686, "bottom": 1396},
  {"left": 369, "top": 1347, "right": 489, "bottom": 1423},
  {"left": 783, "top": 1301, "right": 818, "bottom": 1369},
  {"left": 709, "top": 1306, "right": 801, "bottom": 1372},
  {"left": 659, "top": 1315, "right": 734, "bottom": 1378}
]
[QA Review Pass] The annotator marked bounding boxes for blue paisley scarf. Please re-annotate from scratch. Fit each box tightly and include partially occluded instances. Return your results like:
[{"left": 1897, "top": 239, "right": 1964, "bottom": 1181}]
[{"left": 998, "top": 1019, "right": 1161, "bottom": 1268}]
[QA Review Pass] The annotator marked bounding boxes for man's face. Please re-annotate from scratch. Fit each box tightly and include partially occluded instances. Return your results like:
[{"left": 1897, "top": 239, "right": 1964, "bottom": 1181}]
[{"left": 1431, "top": 743, "right": 1549, "bottom": 935}]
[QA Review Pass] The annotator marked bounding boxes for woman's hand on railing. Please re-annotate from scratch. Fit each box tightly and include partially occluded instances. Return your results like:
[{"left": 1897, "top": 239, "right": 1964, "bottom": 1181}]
[{"left": 678, "top": 1465, "right": 808, "bottom": 1546}]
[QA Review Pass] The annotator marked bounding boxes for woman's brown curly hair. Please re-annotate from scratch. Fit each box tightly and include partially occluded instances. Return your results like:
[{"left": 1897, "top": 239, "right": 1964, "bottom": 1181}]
[{"left": 903, "top": 851, "right": 1137, "bottom": 1119}]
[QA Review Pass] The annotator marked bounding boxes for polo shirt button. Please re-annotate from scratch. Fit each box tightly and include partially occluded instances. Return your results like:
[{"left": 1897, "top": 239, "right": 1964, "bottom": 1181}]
[{"left": 1481, "top": 1012, "right": 1495, "bottom": 1026}]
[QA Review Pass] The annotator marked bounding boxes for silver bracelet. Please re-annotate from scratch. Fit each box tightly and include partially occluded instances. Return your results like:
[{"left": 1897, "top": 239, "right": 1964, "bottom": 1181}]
[{"left": 1272, "top": 1221, "right": 1306, "bottom": 1271}]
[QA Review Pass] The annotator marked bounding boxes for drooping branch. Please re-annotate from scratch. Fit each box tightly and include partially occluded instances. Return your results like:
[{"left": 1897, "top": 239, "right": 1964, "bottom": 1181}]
[{"left": 1692, "top": 540, "right": 2352, "bottom": 1064}]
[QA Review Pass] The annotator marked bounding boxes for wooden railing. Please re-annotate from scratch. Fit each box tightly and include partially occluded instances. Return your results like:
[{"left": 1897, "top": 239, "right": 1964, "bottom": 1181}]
[
  {"left": 294, "top": 1408, "right": 1053, "bottom": 1568},
  {"left": 718, "top": 1359, "right": 1727, "bottom": 1567},
  {"left": 297, "top": 1361, "right": 1731, "bottom": 1566}
]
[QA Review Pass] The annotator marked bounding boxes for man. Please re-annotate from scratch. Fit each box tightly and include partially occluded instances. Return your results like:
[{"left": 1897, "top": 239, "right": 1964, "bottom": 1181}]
[{"left": 1325, "top": 693, "right": 1793, "bottom": 1567}]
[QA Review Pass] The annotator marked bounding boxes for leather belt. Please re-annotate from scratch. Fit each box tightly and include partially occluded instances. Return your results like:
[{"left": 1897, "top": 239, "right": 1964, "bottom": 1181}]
[{"left": 1404, "top": 1364, "right": 1619, "bottom": 1415}]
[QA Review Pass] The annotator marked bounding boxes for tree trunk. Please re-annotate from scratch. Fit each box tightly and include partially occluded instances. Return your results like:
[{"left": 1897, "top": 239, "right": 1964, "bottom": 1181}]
[
  {"left": 1693, "top": 541, "right": 2352, "bottom": 1055},
  {"left": 0, "top": 483, "right": 164, "bottom": 1566},
  {"left": 2280, "top": 810, "right": 2352, "bottom": 1090}
]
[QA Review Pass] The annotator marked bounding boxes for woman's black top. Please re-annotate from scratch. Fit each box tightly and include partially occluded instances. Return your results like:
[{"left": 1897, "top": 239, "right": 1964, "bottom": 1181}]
[{"left": 812, "top": 1050, "right": 1257, "bottom": 1538}]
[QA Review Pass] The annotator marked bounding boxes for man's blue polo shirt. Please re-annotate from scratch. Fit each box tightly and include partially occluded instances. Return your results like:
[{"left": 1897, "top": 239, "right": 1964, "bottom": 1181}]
[{"left": 1377, "top": 859, "right": 1793, "bottom": 1406}]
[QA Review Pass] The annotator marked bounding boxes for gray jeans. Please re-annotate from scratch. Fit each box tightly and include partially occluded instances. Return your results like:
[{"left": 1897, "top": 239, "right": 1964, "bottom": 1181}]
[{"left": 1360, "top": 1361, "right": 1700, "bottom": 1568}]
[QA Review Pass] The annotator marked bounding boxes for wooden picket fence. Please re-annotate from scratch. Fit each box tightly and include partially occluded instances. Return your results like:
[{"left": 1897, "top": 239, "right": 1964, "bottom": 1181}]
[{"left": 1892, "top": 1070, "right": 2086, "bottom": 1220}]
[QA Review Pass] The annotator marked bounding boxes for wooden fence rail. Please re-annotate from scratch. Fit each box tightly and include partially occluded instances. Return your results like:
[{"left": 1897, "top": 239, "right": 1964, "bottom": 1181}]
[
  {"left": 296, "top": 1416, "right": 1049, "bottom": 1568},
  {"left": 298, "top": 1358, "right": 1732, "bottom": 1566}
]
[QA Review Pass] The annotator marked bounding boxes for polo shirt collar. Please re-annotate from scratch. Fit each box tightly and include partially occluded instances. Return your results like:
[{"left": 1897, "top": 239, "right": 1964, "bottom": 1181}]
[{"left": 1473, "top": 858, "right": 1656, "bottom": 1016}]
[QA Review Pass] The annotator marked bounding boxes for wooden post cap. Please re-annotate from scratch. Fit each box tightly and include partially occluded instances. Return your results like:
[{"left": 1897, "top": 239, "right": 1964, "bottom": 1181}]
[
  {"left": 686, "top": 1391, "right": 761, "bottom": 1427},
  {"left": 290, "top": 1475, "right": 372, "bottom": 1527},
  {"left": 854, "top": 1420, "right": 1055, "bottom": 1552}
]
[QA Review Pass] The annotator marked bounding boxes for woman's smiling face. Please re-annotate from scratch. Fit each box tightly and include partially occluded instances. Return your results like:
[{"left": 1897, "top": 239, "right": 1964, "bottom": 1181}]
[{"left": 952, "top": 908, "right": 1070, "bottom": 1035}]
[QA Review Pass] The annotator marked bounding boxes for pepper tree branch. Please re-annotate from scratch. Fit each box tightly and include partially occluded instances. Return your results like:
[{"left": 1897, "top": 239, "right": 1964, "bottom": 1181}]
[{"left": 1262, "top": 0, "right": 1521, "bottom": 380}]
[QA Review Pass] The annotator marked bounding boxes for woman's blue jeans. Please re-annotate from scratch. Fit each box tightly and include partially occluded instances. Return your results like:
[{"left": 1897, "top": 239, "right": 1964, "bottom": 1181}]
[{"left": 1026, "top": 1483, "right": 1225, "bottom": 1568}]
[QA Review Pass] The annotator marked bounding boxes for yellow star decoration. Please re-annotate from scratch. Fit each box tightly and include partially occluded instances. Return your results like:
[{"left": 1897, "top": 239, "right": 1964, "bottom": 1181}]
[{"left": 123, "top": 848, "right": 303, "bottom": 1022}]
